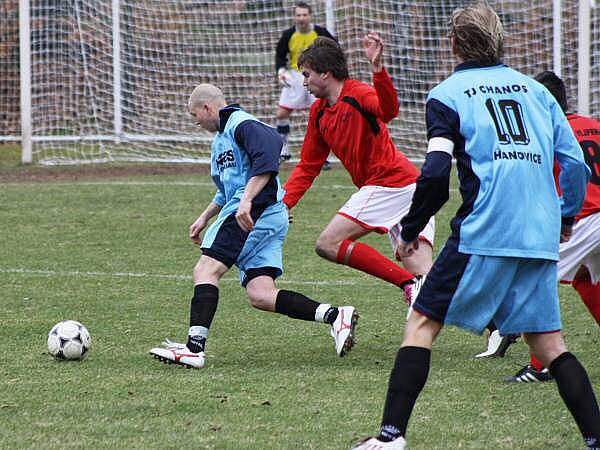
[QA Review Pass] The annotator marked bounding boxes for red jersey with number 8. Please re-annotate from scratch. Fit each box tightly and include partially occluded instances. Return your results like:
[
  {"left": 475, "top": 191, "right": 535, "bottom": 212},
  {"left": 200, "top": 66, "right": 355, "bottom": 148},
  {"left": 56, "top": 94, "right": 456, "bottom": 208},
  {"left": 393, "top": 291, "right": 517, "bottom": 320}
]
[{"left": 568, "top": 114, "right": 600, "bottom": 220}]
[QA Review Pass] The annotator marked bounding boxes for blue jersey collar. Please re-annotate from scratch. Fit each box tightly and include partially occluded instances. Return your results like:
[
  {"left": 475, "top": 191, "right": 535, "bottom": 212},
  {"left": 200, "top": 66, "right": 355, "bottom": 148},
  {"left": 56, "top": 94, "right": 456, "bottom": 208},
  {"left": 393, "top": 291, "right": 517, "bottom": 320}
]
[
  {"left": 218, "top": 104, "right": 242, "bottom": 132},
  {"left": 454, "top": 60, "right": 505, "bottom": 72}
]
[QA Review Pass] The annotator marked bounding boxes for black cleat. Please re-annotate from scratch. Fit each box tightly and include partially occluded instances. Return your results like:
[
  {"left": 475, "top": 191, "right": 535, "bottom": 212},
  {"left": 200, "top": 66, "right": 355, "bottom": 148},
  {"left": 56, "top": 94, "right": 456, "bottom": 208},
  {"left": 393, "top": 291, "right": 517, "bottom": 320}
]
[{"left": 505, "top": 364, "right": 553, "bottom": 383}]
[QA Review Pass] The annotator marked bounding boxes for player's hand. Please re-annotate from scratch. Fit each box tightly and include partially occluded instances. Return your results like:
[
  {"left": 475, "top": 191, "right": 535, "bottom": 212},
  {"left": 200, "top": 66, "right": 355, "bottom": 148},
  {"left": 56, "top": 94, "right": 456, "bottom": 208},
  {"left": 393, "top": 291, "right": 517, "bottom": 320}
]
[
  {"left": 189, "top": 216, "right": 208, "bottom": 244},
  {"left": 286, "top": 206, "right": 293, "bottom": 224},
  {"left": 277, "top": 68, "right": 291, "bottom": 87},
  {"left": 396, "top": 237, "right": 419, "bottom": 259},
  {"left": 236, "top": 199, "right": 254, "bottom": 232},
  {"left": 363, "top": 32, "right": 384, "bottom": 72},
  {"left": 560, "top": 223, "right": 573, "bottom": 243}
]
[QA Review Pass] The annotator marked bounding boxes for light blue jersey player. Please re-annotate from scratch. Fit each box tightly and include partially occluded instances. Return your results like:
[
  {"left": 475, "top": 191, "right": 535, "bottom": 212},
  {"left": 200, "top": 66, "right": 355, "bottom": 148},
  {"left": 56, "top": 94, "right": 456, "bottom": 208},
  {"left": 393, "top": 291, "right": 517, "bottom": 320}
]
[
  {"left": 403, "top": 62, "right": 589, "bottom": 334},
  {"left": 149, "top": 83, "right": 357, "bottom": 369},
  {"left": 351, "top": 4, "right": 599, "bottom": 450}
]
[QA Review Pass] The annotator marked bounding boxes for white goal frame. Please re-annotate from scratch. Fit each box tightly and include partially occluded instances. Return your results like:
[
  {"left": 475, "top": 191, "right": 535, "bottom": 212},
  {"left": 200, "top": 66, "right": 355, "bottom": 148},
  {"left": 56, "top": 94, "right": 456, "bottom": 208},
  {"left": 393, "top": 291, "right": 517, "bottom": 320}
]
[{"left": 6, "top": 0, "right": 598, "bottom": 164}]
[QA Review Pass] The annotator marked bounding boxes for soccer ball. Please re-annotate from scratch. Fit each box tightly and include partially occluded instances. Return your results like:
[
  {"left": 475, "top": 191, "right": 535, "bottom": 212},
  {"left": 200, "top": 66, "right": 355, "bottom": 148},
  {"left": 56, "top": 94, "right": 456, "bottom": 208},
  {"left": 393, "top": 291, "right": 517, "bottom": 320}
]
[{"left": 47, "top": 320, "right": 92, "bottom": 360}]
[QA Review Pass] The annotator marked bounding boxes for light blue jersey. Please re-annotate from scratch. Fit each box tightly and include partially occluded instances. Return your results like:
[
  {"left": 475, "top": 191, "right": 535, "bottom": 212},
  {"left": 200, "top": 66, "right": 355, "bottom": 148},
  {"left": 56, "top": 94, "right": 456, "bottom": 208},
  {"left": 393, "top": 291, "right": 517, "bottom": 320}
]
[
  {"left": 201, "top": 105, "right": 288, "bottom": 285},
  {"left": 210, "top": 106, "right": 285, "bottom": 208},
  {"left": 422, "top": 63, "right": 589, "bottom": 260}
]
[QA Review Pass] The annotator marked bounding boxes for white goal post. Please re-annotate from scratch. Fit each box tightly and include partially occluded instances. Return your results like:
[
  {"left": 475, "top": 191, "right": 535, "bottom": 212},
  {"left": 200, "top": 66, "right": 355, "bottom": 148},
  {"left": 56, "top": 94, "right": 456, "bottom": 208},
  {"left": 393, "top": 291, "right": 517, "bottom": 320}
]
[{"left": 0, "top": 0, "right": 598, "bottom": 164}]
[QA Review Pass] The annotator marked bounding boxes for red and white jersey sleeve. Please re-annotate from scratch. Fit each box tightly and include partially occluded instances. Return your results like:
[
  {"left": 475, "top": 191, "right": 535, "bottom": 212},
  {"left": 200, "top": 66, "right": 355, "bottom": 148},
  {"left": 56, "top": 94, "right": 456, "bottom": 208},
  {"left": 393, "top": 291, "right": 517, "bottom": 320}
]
[{"left": 283, "top": 68, "right": 418, "bottom": 209}]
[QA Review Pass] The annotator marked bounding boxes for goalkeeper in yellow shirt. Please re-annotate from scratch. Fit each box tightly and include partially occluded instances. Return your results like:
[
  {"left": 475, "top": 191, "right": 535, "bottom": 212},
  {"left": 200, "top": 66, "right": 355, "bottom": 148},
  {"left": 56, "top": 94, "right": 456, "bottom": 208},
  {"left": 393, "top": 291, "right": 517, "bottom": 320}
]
[{"left": 275, "top": 1, "right": 334, "bottom": 163}]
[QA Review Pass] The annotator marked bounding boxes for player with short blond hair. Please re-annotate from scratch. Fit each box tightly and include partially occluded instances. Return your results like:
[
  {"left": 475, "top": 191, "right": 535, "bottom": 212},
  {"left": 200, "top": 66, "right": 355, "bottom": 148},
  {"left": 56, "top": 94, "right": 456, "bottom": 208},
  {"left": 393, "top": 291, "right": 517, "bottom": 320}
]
[
  {"left": 351, "top": 3, "right": 599, "bottom": 449},
  {"left": 149, "top": 83, "right": 358, "bottom": 369}
]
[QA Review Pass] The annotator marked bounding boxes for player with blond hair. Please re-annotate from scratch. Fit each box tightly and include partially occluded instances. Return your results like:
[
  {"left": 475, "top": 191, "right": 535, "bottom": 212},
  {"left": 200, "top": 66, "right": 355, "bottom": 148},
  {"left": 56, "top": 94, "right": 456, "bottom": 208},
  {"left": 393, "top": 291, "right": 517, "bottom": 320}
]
[{"left": 351, "top": 3, "right": 599, "bottom": 449}]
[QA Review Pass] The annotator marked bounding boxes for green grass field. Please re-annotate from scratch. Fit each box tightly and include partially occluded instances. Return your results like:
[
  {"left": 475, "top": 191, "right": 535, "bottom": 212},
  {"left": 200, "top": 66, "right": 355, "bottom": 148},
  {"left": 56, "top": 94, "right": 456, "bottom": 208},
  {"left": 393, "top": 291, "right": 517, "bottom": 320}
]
[{"left": 1, "top": 156, "right": 599, "bottom": 449}]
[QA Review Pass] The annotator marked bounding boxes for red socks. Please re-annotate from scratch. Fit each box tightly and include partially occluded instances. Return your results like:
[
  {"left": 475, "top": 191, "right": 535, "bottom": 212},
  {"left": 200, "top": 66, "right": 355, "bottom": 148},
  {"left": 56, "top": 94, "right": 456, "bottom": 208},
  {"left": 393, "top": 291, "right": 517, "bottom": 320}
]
[
  {"left": 572, "top": 276, "right": 600, "bottom": 326},
  {"left": 337, "top": 239, "right": 414, "bottom": 287},
  {"left": 530, "top": 353, "right": 544, "bottom": 371}
]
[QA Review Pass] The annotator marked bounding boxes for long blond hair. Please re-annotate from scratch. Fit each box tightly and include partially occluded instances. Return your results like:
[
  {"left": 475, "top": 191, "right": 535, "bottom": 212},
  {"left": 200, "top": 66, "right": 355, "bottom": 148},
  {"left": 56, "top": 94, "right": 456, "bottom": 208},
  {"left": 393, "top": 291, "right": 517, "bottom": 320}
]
[{"left": 449, "top": 2, "right": 504, "bottom": 64}]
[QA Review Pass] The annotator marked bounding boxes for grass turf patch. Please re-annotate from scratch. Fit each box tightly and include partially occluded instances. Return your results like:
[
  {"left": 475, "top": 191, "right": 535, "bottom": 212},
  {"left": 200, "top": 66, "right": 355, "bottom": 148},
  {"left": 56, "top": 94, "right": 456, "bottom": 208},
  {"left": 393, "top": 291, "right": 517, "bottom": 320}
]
[{"left": 1, "top": 165, "right": 598, "bottom": 449}]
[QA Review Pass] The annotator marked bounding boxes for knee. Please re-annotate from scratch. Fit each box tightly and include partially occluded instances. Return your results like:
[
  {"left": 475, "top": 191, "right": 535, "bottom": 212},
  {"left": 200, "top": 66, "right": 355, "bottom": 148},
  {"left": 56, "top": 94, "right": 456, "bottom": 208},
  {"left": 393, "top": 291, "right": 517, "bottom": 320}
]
[
  {"left": 315, "top": 242, "right": 327, "bottom": 259},
  {"left": 402, "top": 241, "right": 434, "bottom": 276},
  {"left": 402, "top": 312, "right": 441, "bottom": 349},
  {"left": 193, "top": 259, "right": 220, "bottom": 284},
  {"left": 315, "top": 234, "right": 336, "bottom": 260}
]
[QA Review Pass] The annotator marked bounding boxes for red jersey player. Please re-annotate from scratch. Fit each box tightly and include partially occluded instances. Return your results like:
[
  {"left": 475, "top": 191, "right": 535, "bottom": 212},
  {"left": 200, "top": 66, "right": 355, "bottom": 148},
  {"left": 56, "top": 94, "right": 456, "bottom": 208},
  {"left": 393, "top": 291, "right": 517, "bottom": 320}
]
[
  {"left": 283, "top": 33, "right": 433, "bottom": 303},
  {"left": 503, "top": 71, "right": 600, "bottom": 382}
]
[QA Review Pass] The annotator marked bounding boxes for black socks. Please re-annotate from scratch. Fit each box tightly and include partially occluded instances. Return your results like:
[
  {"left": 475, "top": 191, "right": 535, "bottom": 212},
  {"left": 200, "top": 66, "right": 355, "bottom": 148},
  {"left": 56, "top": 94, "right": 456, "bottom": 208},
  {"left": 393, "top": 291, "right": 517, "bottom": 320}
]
[
  {"left": 275, "top": 289, "right": 325, "bottom": 322},
  {"left": 549, "top": 352, "right": 600, "bottom": 447},
  {"left": 379, "top": 346, "right": 431, "bottom": 441},
  {"left": 187, "top": 283, "right": 219, "bottom": 353}
]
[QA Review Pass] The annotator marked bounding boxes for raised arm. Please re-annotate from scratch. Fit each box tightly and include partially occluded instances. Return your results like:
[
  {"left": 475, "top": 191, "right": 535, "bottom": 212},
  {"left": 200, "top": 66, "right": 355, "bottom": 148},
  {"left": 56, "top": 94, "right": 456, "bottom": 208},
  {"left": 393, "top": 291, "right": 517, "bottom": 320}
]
[{"left": 361, "top": 33, "right": 399, "bottom": 122}]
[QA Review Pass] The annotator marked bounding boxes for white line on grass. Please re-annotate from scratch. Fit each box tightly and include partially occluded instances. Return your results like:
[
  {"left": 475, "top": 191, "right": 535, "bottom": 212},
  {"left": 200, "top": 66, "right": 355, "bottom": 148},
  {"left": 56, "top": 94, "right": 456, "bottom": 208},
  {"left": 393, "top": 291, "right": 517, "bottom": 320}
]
[
  {"left": 1, "top": 181, "right": 358, "bottom": 190},
  {"left": 0, "top": 267, "right": 366, "bottom": 286},
  {"left": 1, "top": 180, "right": 460, "bottom": 193}
]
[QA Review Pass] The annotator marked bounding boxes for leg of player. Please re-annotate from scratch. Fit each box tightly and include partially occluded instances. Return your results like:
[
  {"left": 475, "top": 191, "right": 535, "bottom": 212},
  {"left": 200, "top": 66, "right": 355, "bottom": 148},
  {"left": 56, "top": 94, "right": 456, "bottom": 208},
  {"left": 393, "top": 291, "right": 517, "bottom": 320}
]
[
  {"left": 275, "top": 107, "right": 291, "bottom": 162},
  {"left": 316, "top": 214, "right": 414, "bottom": 291},
  {"left": 395, "top": 239, "right": 433, "bottom": 312},
  {"left": 352, "top": 311, "right": 442, "bottom": 449},
  {"left": 526, "top": 331, "right": 600, "bottom": 447},
  {"left": 397, "top": 239, "right": 432, "bottom": 276},
  {"left": 572, "top": 266, "right": 600, "bottom": 325},
  {"left": 244, "top": 274, "right": 358, "bottom": 357},
  {"left": 149, "top": 254, "right": 228, "bottom": 369}
]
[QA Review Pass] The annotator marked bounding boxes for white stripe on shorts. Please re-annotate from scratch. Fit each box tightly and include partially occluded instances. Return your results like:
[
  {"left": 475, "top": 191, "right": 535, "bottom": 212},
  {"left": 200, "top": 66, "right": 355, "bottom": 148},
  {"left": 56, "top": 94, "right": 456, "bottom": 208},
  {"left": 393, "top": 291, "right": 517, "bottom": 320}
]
[{"left": 337, "top": 184, "right": 435, "bottom": 254}]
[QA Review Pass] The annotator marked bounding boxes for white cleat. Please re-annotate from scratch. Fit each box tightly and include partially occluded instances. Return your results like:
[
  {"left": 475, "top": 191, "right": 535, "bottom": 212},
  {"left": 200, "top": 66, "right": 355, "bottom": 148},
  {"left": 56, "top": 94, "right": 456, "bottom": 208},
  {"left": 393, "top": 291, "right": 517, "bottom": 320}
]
[
  {"left": 351, "top": 436, "right": 406, "bottom": 450},
  {"left": 404, "top": 275, "right": 426, "bottom": 320},
  {"left": 279, "top": 142, "right": 292, "bottom": 162},
  {"left": 330, "top": 306, "right": 358, "bottom": 357},
  {"left": 149, "top": 339, "right": 205, "bottom": 369},
  {"left": 474, "top": 330, "right": 519, "bottom": 358}
]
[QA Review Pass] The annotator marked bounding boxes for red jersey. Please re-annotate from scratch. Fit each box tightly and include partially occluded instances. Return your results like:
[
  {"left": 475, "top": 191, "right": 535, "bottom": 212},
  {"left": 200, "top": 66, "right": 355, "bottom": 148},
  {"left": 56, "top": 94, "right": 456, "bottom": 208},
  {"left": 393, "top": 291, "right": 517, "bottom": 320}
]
[
  {"left": 554, "top": 114, "right": 600, "bottom": 220},
  {"left": 283, "top": 69, "right": 419, "bottom": 209}
]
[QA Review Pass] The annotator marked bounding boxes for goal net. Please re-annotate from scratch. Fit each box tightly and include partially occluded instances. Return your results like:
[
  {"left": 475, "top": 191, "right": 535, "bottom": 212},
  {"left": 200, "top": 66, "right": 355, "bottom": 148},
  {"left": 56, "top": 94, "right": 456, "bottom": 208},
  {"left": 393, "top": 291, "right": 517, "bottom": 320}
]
[{"left": 1, "top": 0, "right": 598, "bottom": 164}]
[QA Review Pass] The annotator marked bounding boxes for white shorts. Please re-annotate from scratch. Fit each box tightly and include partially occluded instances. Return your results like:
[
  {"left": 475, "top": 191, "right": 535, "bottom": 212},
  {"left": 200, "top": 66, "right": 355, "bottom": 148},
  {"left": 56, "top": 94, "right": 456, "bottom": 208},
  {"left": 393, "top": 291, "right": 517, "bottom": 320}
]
[
  {"left": 278, "top": 70, "right": 315, "bottom": 110},
  {"left": 338, "top": 184, "right": 435, "bottom": 254},
  {"left": 558, "top": 212, "right": 600, "bottom": 284}
]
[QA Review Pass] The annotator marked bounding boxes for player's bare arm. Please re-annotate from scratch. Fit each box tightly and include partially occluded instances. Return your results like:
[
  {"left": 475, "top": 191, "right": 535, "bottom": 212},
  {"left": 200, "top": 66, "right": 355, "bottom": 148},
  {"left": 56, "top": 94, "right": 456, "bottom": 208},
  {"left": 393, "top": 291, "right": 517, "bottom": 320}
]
[
  {"left": 396, "top": 237, "right": 419, "bottom": 259},
  {"left": 363, "top": 32, "right": 384, "bottom": 73},
  {"left": 236, "top": 173, "right": 272, "bottom": 232},
  {"left": 189, "top": 201, "right": 221, "bottom": 244},
  {"left": 361, "top": 33, "right": 399, "bottom": 121},
  {"left": 560, "top": 221, "right": 574, "bottom": 243}
]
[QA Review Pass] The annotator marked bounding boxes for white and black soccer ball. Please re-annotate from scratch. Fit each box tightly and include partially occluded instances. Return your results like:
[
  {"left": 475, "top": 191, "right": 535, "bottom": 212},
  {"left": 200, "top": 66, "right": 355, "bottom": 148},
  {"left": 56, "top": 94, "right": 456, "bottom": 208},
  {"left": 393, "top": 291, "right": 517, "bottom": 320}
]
[{"left": 47, "top": 320, "right": 92, "bottom": 360}]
